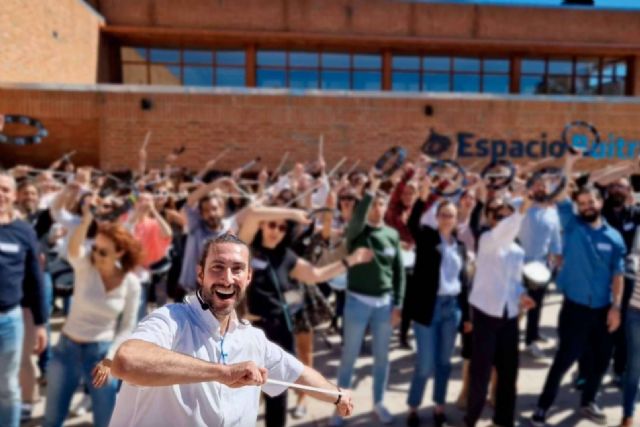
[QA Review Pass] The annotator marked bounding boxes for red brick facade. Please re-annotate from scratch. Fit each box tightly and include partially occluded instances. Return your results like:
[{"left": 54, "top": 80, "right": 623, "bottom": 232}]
[{"left": 1, "top": 85, "right": 638, "bottom": 173}]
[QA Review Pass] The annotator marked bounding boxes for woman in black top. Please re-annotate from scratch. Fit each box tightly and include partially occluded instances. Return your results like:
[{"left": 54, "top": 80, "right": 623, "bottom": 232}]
[
  {"left": 404, "top": 178, "right": 472, "bottom": 427},
  {"left": 238, "top": 205, "right": 371, "bottom": 427}
]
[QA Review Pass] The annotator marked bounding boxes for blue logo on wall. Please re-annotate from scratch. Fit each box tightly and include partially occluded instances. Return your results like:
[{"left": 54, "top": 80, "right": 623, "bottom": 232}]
[{"left": 422, "top": 123, "right": 639, "bottom": 160}]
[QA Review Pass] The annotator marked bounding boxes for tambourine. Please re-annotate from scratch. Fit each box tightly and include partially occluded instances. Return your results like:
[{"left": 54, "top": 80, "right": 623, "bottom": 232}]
[
  {"left": 481, "top": 159, "right": 515, "bottom": 191},
  {"left": 0, "top": 115, "right": 48, "bottom": 145},
  {"left": 523, "top": 261, "right": 552, "bottom": 291},
  {"left": 426, "top": 159, "right": 467, "bottom": 197},
  {"left": 526, "top": 166, "right": 567, "bottom": 203},
  {"left": 294, "top": 208, "right": 341, "bottom": 262},
  {"left": 562, "top": 120, "right": 601, "bottom": 157},
  {"left": 421, "top": 128, "right": 452, "bottom": 158},
  {"left": 90, "top": 192, "right": 138, "bottom": 222},
  {"left": 374, "top": 146, "right": 406, "bottom": 178}
]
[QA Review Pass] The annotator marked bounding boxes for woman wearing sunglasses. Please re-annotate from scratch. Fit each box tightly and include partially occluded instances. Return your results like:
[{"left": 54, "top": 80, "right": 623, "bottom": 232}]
[
  {"left": 238, "top": 205, "right": 372, "bottom": 427},
  {"left": 404, "top": 176, "right": 473, "bottom": 427},
  {"left": 43, "top": 198, "right": 143, "bottom": 427}
]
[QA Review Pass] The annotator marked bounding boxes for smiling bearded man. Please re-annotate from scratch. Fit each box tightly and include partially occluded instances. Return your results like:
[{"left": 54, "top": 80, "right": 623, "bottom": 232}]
[{"left": 108, "top": 233, "right": 354, "bottom": 427}]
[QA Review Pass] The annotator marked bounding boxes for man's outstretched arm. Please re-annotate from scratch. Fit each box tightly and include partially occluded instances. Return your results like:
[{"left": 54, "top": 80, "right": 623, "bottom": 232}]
[{"left": 295, "top": 365, "right": 354, "bottom": 417}]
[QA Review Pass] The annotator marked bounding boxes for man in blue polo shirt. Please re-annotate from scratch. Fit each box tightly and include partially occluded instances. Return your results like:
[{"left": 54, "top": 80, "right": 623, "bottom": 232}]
[
  {"left": 531, "top": 153, "right": 625, "bottom": 427},
  {"left": 0, "top": 172, "right": 48, "bottom": 427}
]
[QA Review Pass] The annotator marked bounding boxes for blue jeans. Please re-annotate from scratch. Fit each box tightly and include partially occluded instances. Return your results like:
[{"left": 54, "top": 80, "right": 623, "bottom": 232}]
[
  {"left": 43, "top": 336, "right": 117, "bottom": 427},
  {"left": 38, "top": 272, "right": 53, "bottom": 376},
  {"left": 337, "top": 293, "right": 392, "bottom": 404},
  {"left": 407, "top": 295, "right": 460, "bottom": 408},
  {"left": 623, "top": 307, "right": 640, "bottom": 419},
  {"left": 0, "top": 306, "right": 24, "bottom": 427}
]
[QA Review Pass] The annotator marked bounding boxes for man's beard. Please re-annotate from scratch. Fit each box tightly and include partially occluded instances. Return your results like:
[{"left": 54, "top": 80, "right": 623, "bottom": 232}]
[
  {"left": 203, "top": 283, "right": 244, "bottom": 317},
  {"left": 579, "top": 210, "right": 599, "bottom": 224},
  {"left": 205, "top": 216, "right": 222, "bottom": 230},
  {"left": 532, "top": 191, "right": 547, "bottom": 203}
]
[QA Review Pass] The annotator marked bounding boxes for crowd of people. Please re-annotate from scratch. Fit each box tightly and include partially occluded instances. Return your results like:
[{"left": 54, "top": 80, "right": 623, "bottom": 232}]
[{"left": 1, "top": 136, "right": 640, "bottom": 427}]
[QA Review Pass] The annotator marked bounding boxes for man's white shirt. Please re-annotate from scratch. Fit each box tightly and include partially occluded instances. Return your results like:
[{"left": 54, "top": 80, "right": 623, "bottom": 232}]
[
  {"left": 469, "top": 212, "right": 526, "bottom": 319},
  {"left": 109, "top": 295, "right": 304, "bottom": 427}
]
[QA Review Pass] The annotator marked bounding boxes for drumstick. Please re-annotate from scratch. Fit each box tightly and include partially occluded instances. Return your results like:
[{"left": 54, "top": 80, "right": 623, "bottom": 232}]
[
  {"left": 327, "top": 157, "right": 347, "bottom": 177},
  {"left": 272, "top": 152, "right": 290, "bottom": 178},
  {"left": 318, "top": 134, "right": 324, "bottom": 160},
  {"left": 141, "top": 131, "right": 151, "bottom": 150},
  {"left": 265, "top": 379, "right": 341, "bottom": 397}
]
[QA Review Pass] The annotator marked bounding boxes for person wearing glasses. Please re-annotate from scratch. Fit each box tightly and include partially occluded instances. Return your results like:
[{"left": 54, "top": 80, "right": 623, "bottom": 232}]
[
  {"left": 43, "top": 198, "right": 142, "bottom": 427},
  {"left": 404, "top": 174, "right": 472, "bottom": 427},
  {"left": 238, "top": 205, "right": 372, "bottom": 427},
  {"left": 464, "top": 195, "right": 535, "bottom": 427}
]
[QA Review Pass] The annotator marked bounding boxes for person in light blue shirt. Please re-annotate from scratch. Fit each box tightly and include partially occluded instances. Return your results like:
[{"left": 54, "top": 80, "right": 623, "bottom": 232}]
[
  {"left": 531, "top": 152, "right": 625, "bottom": 427},
  {"left": 517, "top": 177, "right": 562, "bottom": 357}
]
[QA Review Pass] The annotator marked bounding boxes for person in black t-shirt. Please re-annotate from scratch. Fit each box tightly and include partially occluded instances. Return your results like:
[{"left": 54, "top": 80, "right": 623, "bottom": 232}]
[{"left": 238, "top": 205, "right": 371, "bottom": 427}]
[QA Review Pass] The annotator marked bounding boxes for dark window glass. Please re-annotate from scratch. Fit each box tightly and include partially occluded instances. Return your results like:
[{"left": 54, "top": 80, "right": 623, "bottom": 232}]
[
  {"left": 321, "top": 53, "right": 350, "bottom": 68},
  {"left": 216, "top": 68, "right": 245, "bottom": 87},
  {"left": 424, "top": 73, "right": 450, "bottom": 91},
  {"left": 423, "top": 56, "right": 450, "bottom": 71},
  {"left": 150, "top": 49, "right": 180, "bottom": 63},
  {"left": 576, "top": 58, "right": 599, "bottom": 77},
  {"left": 548, "top": 59, "right": 573, "bottom": 75},
  {"left": 521, "top": 59, "right": 545, "bottom": 74},
  {"left": 217, "top": 51, "right": 245, "bottom": 66},
  {"left": 392, "top": 72, "right": 420, "bottom": 91},
  {"left": 257, "top": 70, "right": 286, "bottom": 88},
  {"left": 546, "top": 75, "right": 572, "bottom": 94},
  {"left": 483, "top": 59, "right": 510, "bottom": 73},
  {"left": 290, "top": 52, "right": 318, "bottom": 68},
  {"left": 289, "top": 70, "right": 319, "bottom": 88},
  {"left": 353, "top": 71, "right": 381, "bottom": 90},
  {"left": 454, "top": 57, "right": 480, "bottom": 72},
  {"left": 321, "top": 70, "right": 350, "bottom": 89},
  {"left": 520, "top": 75, "right": 545, "bottom": 94},
  {"left": 392, "top": 56, "right": 420, "bottom": 71},
  {"left": 183, "top": 66, "right": 213, "bottom": 86},
  {"left": 150, "top": 65, "right": 181, "bottom": 85},
  {"left": 483, "top": 75, "right": 510, "bottom": 93},
  {"left": 454, "top": 74, "right": 480, "bottom": 92},
  {"left": 353, "top": 54, "right": 381, "bottom": 70},
  {"left": 575, "top": 75, "right": 599, "bottom": 95},
  {"left": 183, "top": 50, "right": 212, "bottom": 64},
  {"left": 257, "top": 51, "right": 286, "bottom": 66}
]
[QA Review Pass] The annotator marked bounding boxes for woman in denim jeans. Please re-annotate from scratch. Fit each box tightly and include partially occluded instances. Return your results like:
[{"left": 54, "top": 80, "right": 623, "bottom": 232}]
[
  {"left": 44, "top": 199, "right": 142, "bottom": 427},
  {"left": 404, "top": 184, "right": 472, "bottom": 427},
  {"left": 621, "top": 251, "right": 640, "bottom": 427}
]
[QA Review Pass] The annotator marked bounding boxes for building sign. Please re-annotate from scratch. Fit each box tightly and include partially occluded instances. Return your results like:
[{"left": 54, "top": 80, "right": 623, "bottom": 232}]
[{"left": 422, "top": 123, "right": 639, "bottom": 160}]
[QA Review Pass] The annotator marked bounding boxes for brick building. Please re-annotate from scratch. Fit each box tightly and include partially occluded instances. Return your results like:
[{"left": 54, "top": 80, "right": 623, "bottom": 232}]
[{"left": 1, "top": 0, "right": 639, "bottom": 172}]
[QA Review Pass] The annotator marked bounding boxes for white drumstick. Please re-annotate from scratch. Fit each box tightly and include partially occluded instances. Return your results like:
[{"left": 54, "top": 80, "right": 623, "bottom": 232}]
[{"left": 265, "top": 379, "right": 341, "bottom": 397}]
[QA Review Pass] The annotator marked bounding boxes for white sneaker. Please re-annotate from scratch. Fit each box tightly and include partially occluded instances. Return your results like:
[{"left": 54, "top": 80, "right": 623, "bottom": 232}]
[
  {"left": 70, "top": 393, "right": 92, "bottom": 416},
  {"left": 526, "top": 342, "right": 546, "bottom": 359},
  {"left": 292, "top": 404, "right": 307, "bottom": 419},
  {"left": 373, "top": 402, "right": 395, "bottom": 425}
]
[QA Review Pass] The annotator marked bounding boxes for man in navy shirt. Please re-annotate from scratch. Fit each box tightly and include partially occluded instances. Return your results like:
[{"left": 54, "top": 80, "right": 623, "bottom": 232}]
[
  {"left": 531, "top": 154, "right": 625, "bottom": 427},
  {"left": 0, "top": 173, "right": 48, "bottom": 427}
]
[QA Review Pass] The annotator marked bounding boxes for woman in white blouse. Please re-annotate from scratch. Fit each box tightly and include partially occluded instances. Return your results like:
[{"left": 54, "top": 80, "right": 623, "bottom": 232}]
[{"left": 43, "top": 199, "right": 142, "bottom": 427}]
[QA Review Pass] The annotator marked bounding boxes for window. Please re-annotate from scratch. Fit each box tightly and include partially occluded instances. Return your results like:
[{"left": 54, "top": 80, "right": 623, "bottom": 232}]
[
  {"left": 256, "top": 50, "right": 382, "bottom": 91},
  {"left": 392, "top": 55, "right": 510, "bottom": 94},
  {"left": 520, "top": 56, "right": 628, "bottom": 95},
  {"left": 121, "top": 47, "right": 245, "bottom": 87}
]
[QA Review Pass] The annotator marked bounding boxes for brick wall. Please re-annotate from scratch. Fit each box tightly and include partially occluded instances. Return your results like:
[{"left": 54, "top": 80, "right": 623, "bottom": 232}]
[
  {"left": 1, "top": 85, "right": 639, "bottom": 174},
  {"left": 0, "top": 0, "right": 103, "bottom": 84}
]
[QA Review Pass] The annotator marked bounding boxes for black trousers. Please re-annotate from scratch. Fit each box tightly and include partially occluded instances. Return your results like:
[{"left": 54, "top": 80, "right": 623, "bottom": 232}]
[
  {"left": 538, "top": 299, "right": 614, "bottom": 410},
  {"left": 400, "top": 270, "right": 413, "bottom": 342},
  {"left": 612, "top": 278, "right": 635, "bottom": 376},
  {"left": 525, "top": 285, "right": 547, "bottom": 345},
  {"left": 257, "top": 316, "right": 295, "bottom": 427},
  {"left": 465, "top": 307, "right": 519, "bottom": 427}
]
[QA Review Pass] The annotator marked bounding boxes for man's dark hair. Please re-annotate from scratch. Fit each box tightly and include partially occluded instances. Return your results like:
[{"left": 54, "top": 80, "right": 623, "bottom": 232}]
[
  {"left": 198, "top": 233, "right": 252, "bottom": 269},
  {"left": 17, "top": 179, "right": 39, "bottom": 194},
  {"left": 573, "top": 185, "right": 603, "bottom": 201},
  {"left": 198, "top": 193, "right": 225, "bottom": 213}
]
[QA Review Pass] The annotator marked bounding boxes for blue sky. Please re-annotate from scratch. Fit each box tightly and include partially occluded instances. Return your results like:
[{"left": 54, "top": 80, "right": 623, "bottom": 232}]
[{"left": 411, "top": 0, "right": 640, "bottom": 9}]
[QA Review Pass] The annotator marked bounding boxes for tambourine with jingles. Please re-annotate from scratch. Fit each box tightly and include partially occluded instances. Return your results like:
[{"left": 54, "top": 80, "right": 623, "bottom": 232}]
[
  {"left": 562, "top": 120, "right": 601, "bottom": 157},
  {"left": 427, "top": 159, "right": 467, "bottom": 197},
  {"left": 374, "top": 146, "right": 407, "bottom": 178},
  {"left": 481, "top": 159, "right": 516, "bottom": 191},
  {"left": 0, "top": 115, "right": 48, "bottom": 145},
  {"left": 526, "top": 166, "right": 567, "bottom": 203}
]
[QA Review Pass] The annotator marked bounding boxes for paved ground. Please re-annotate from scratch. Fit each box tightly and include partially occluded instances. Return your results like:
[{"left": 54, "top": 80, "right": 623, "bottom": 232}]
[{"left": 27, "top": 286, "right": 629, "bottom": 426}]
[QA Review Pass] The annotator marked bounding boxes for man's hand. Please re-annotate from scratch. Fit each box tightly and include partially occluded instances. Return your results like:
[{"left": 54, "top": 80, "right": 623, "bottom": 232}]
[
  {"left": 34, "top": 325, "right": 47, "bottom": 355},
  {"left": 463, "top": 321, "right": 473, "bottom": 334},
  {"left": 222, "top": 361, "right": 268, "bottom": 388},
  {"left": 607, "top": 306, "right": 621, "bottom": 333},
  {"left": 346, "top": 248, "right": 374, "bottom": 267},
  {"left": 336, "top": 389, "right": 354, "bottom": 417},
  {"left": 391, "top": 307, "right": 402, "bottom": 328},
  {"left": 519, "top": 294, "right": 536, "bottom": 312},
  {"left": 92, "top": 359, "right": 112, "bottom": 388}
]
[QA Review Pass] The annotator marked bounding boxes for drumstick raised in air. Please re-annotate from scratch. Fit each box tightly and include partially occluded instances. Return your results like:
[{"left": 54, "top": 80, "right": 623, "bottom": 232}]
[{"left": 264, "top": 379, "right": 341, "bottom": 397}]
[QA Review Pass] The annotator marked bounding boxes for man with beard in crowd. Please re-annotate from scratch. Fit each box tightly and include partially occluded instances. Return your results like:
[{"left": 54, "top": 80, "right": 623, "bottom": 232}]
[
  {"left": 109, "top": 233, "right": 354, "bottom": 426},
  {"left": 178, "top": 178, "right": 238, "bottom": 295},
  {"left": 531, "top": 153, "right": 626, "bottom": 427}
]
